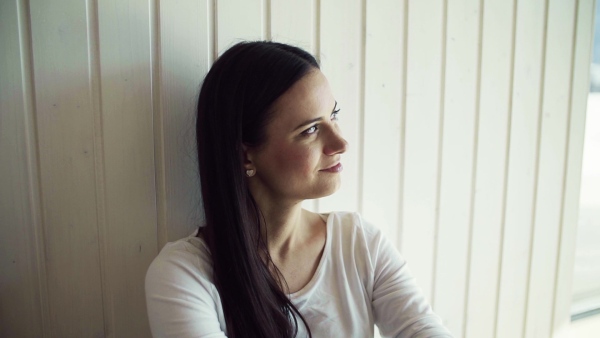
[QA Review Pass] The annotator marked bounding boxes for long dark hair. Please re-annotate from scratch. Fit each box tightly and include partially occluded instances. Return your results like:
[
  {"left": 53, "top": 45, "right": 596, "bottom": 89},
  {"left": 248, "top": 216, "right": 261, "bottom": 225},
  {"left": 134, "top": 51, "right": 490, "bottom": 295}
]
[{"left": 195, "top": 41, "right": 319, "bottom": 337}]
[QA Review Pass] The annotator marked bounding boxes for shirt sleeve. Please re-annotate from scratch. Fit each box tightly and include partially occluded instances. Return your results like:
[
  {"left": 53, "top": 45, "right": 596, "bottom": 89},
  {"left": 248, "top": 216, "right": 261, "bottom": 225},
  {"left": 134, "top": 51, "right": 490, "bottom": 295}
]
[
  {"left": 368, "top": 224, "right": 453, "bottom": 338},
  {"left": 145, "top": 244, "right": 227, "bottom": 338}
]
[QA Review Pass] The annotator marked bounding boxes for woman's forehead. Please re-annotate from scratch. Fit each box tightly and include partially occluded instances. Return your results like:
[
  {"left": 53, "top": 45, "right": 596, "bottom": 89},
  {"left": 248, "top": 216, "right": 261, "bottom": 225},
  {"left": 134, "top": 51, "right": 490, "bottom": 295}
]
[{"left": 269, "top": 71, "right": 335, "bottom": 128}]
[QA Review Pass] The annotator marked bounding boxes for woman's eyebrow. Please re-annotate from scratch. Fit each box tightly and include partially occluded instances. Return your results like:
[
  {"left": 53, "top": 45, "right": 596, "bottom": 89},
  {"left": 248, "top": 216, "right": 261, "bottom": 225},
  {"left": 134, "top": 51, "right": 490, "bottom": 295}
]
[
  {"left": 293, "top": 117, "right": 323, "bottom": 131},
  {"left": 292, "top": 101, "right": 338, "bottom": 131}
]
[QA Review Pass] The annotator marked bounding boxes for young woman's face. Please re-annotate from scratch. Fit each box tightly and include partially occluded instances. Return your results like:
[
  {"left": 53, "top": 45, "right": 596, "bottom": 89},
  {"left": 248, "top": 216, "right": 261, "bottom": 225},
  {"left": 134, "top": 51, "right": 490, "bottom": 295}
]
[{"left": 245, "top": 69, "right": 348, "bottom": 203}]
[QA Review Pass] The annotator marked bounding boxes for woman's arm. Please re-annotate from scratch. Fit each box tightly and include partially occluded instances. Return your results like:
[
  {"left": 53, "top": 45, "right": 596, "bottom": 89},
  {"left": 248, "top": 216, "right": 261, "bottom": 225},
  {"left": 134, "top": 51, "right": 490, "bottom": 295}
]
[{"left": 369, "top": 228, "right": 453, "bottom": 338}]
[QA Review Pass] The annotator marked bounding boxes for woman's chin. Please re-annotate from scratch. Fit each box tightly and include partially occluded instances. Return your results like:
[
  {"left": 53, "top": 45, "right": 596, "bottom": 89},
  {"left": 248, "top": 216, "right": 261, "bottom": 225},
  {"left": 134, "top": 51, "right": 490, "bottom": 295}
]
[{"left": 310, "top": 180, "right": 342, "bottom": 199}]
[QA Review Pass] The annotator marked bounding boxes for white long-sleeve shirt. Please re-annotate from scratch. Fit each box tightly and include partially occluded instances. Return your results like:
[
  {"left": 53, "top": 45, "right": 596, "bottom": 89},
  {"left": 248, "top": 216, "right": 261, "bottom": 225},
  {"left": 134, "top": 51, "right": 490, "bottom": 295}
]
[{"left": 145, "top": 211, "right": 453, "bottom": 337}]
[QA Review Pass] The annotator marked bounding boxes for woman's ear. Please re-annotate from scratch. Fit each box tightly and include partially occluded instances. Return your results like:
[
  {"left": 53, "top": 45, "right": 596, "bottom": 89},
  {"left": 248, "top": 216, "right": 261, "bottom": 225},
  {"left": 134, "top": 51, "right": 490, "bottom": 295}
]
[
  {"left": 241, "top": 144, "right": 254, "bottom": 170},
  {"left": 241, "top": 144, "right": 256, "bottom": 177}
]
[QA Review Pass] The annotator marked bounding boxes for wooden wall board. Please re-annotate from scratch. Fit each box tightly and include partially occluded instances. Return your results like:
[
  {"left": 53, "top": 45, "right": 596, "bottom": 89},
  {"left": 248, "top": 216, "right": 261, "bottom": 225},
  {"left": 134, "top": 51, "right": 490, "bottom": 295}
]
[
  {"left": 433, "top": 0, "right": 481, "bottom": 335},
  {"left": 270, "top": 0, "right": 314, "bottom": 50},
  {"left": 159, "top": 0, "right": 212, "bottom": 244},
  {"left": 29, "top": 0, "right": 105, "bottom": 335},
  {"left": 464, "top": 0, "right": 515, "bottom": 336},
  {"left": 553, "top": 1, "right": 597, "bottom": 336},
  {"left": 97, "top": 0, "right": 158, "bottom": 336},
  {"left": 0, "top": 0, "right": 45, "bottom": 336},
  {"left": 524, "top": 0, "right": 577, "bottom": 336},
  {"left": 362, "top": 0, "right": 405, "bottom": 249},
  {"left": 401, "top": 0, "right": 446, "bottom": 302},
  {"left": 216, "top": 0, "right": 264, "bottom": 53},
  {"left": 496, "top": 0, "right": 547, "bottom": 336}
]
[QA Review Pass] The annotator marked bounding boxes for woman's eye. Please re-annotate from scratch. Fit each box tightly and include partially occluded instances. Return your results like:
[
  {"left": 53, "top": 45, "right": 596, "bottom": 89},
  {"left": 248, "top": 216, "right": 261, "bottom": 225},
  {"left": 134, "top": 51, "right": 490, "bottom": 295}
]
[
  {"left": 302, "top": 125, "right": 318, "bottom": 135},
  {"left": 331, "top": 109, "right": 340, "bottom": 121}
]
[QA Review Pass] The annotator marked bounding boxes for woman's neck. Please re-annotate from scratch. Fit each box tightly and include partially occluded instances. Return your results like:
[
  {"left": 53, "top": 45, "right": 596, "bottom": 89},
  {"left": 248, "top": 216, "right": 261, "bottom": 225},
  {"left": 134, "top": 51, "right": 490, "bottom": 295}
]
[
  {"left": 257, "top": 200, "right": 308, "bottom": 256},
  {"left": 249, "top": 189, "right": 327, "bottom": 294}
]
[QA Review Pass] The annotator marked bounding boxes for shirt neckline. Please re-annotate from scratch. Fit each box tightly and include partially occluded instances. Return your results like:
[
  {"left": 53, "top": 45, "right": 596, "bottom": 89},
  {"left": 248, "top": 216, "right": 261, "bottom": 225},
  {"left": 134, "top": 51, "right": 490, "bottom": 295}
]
[
  {"left": 288, "top": 212, "right": 332, "bottom": 300},
  {"left": 188, "top": 212, "right": 333, "bottom": 301}
]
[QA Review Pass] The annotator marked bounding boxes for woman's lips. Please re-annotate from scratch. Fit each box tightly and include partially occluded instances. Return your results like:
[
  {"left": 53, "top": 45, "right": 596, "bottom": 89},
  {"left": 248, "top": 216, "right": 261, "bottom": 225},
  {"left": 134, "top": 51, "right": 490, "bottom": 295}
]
[{"left": 320, "top": 162, "right": 343, "bottom": 173}]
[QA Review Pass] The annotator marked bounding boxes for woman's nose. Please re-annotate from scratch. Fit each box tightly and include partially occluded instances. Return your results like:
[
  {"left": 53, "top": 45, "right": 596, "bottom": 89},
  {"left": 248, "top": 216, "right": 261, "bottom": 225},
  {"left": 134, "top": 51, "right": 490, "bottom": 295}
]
[{"left": 324, "top": 128, "right": 348, "bottom": 155}]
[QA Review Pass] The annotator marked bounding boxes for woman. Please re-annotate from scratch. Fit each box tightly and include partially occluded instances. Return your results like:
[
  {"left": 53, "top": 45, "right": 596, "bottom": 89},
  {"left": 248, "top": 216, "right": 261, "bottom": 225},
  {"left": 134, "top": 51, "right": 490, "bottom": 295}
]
[{"left": 145, "top": 41, "right": 452, "bottom": 338}]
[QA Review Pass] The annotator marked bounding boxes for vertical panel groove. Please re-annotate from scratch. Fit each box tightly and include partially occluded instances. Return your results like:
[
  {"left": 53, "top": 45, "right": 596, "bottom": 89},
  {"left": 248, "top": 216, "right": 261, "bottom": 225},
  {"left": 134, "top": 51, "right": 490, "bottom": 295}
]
[
  {"left": 262, "top": 0, "right": 271, "bottom": 40},
  {"left": 431, "top": 0, "right": 449, "bottom": 306},
  {"left": 151, "top": 0, "right": 167, "bottom": 250},
  {"left": 313, "top": 0, "right": 320, "bottom": 58},
  {"left": 212, "top": 0, "right": 218, "bottom": 60},
  {"left": 17, "top": 0, "right": 50, "bottom": 335},
  {"left": 550, "top": 0, "right": 580, "bottom": 332},
  {"left": 494, "top": 0, "right": 519, "bottom": 336},
  {"left": 397, "top": 0, "right": 409, "bottom": 250},
  {"left": 463, "top": 0, "right": 485, "bottom": 334},
  {"left": 522, "top": 0, "right": 550, "bottom": 335},
  {"left": 85, "top": 0, "right": 111, "bottom": 335},
  {"left": 357, "top": 0, "right": 366, "bottom": 215},
  {"left": 208, "top": 0, "right": 215, "bottom": 65}
]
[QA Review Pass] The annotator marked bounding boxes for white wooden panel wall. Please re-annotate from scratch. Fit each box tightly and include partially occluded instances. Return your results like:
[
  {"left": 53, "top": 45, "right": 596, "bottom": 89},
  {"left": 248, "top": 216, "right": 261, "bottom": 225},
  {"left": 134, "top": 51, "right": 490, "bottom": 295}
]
[
  {"left": 402, "top": 0, "right": 445, "bottom": 305},
  {"left": 0, "top": 0, "right": 595, "bottom": 337},
  {"left": 554, "top": 1, "right": 597, "bottom": 336},
  {"left": 29, "top": 1, "right": 106, "bottom": 336},
  {"left": 466, "top": 0, "right": 514, "bottom": 336},
  {"left": 433, "top": 0, "right": 480, "bottom": 334},
  {"left": 496, "top": 0, "right": 546, "bottom": 335}
]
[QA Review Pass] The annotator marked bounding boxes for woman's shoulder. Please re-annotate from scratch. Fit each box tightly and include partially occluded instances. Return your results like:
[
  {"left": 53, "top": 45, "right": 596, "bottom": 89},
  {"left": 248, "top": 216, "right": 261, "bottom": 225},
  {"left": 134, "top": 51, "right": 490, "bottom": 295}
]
[
  {"left": 323, "top": 211, "right": 387, "bottom": 260},
  {"left": 156, "top": 228, "right": 211, "bottom": 260},
  {"left": 145, "top": 229, "right": 227, "bottom": 337},
  {"left": 145, "top": 228, "right": 215, "bottom": 286},
  {"left": 326, "top": 211, "right": 382, "bottom": 239}
]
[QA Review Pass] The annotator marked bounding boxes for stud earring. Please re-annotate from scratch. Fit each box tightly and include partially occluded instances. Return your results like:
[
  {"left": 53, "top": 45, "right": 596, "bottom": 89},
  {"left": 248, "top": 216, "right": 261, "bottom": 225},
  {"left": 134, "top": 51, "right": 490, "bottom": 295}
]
[{"left": 245, "top": 169, "right": 255, "bottom": 177}]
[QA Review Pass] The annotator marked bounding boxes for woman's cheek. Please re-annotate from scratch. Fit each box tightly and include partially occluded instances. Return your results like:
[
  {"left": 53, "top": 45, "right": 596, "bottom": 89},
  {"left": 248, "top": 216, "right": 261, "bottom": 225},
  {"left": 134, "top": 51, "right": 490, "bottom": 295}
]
[{"left": 278, "top": 147, "right": 314, "bottom": 174}]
